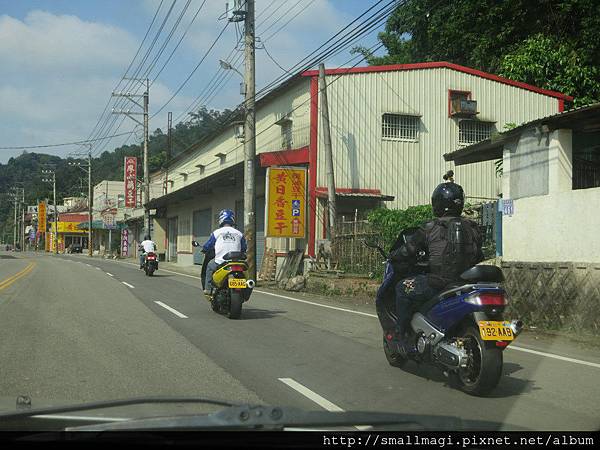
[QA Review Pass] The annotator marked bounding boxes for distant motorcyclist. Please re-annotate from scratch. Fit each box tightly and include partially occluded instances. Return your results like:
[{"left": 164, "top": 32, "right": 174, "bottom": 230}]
[
  {"left": 381, "top": 171, "right": 484, "bottom": 355},
  {"left": 202, "top": 209, "right": 247, "bottom": 295},
  {"left": 139, "top": 234, "right": 156, "bottom": 269}
]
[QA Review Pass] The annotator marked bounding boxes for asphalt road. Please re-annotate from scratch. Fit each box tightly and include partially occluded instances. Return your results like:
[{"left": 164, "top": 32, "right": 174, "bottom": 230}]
[{"left": 1, "top": 251, "right": 599, "bottom": 431}]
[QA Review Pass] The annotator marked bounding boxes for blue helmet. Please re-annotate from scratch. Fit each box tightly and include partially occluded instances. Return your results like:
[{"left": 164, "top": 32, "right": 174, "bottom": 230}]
[{"left": 218, "top": 209, "right": 235, "bottom": 227}]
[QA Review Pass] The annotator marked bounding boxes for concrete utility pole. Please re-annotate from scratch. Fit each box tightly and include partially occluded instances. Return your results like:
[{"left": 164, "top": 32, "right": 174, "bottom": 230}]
[
  {"left": 42, "top": 168, "right": 57, "bottom": 254},
  {"left": 165, "top": 112, "right": 172, "bottom": 195},
  {"left": 318, "top": 63, "right": 337, "bottom": 240},
  {"left": 112, "top": 78, "right": 151, "bottom": 237},
  {"left": 10, "top": 186, "right": 25, "bottom": 251},
  {"left": 13, "top": 193, "right": 17, "bottom": 249},
  {"left": 88, "top": 150, "right": 93, "bottom": 256},
  {"left": 53, "top": 175, "right": 57, "bottom": 254},
  {"left": 243, "top": 0, "right": 257, "bottom": 279},
  {"left": 21, "top": 190, "right": 25, "bottom": 251},
  {"left": 70, "top": 145, "right": 93, "bottom": 256}
]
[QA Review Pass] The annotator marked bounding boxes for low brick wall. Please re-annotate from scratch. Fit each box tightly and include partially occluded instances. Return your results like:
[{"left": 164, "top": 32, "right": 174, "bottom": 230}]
[{"left": 501, "top": 261, "right": 600, "bottom": 333}]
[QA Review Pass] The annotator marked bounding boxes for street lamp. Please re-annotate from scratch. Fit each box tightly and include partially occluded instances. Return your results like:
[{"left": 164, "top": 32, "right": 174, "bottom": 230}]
[{"left": 219, "top": 59, "right": 245, "bottom": 95}]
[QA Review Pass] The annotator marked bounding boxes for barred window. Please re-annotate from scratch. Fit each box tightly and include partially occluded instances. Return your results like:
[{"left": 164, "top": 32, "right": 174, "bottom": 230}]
[
  {"left": 382, "top": 113, "right": 419, "bottom": 141},
  {"left": 459, "top": 120, "right": 494, "bottom": 145}
]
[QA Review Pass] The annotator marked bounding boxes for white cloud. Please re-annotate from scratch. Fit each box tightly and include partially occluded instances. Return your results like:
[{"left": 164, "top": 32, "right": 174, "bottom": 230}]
[
  {"left": 0, "top": 11, "right": 138, "bottom": 75},
  {"left": 0, "top": 1, "right": 377, "bottom": 162},
  {"left": 0, "top": 10, "right": 193, "bottom": 161}
]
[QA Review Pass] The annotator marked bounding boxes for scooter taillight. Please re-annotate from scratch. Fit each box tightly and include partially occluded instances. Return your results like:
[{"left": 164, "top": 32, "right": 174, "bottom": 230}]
[
  {"left": 147, "top": 255, "right": 156, "bottom": 260},
  {"left": 466, "top": 292, "right": 507, "bottom": 306},
  {"left": 229, "top": 265, "right": 245, "bottom": 272}
]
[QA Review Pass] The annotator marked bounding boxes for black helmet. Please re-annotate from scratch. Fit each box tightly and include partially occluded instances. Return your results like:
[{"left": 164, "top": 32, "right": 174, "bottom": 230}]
[
  {"left": 431, "top": 181, "right": 465, "bottom": 217},
  {"left": 144, "top": 234, "right": 151, "bottom": 240}
]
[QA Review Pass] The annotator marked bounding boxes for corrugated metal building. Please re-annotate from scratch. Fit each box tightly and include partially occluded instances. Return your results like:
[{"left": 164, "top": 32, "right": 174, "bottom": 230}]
[{"left": 147, "top": 62, "right": 572, "bottom": 266}]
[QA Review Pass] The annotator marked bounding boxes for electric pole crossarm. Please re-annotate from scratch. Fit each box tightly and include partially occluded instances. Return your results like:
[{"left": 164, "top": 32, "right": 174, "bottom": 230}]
[
  {"left": 112, "top": 95, "right": 144, "bottom": 109},
  {"left": 112, "top": 78, "right": 151, "bottom": 238},
  {"left": 112, "top": 111, "right": 144, "bottom": 127}
]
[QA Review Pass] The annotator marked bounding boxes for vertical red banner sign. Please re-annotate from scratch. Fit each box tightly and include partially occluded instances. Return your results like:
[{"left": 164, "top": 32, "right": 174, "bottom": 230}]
[{"left": 124, "top": 157, "right": 137, "bottom": 208}]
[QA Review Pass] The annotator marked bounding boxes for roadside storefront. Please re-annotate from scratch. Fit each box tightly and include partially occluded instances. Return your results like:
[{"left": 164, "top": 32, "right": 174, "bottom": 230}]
[{"left": 47, "top": 213, "right": 89, "bottom": 253}]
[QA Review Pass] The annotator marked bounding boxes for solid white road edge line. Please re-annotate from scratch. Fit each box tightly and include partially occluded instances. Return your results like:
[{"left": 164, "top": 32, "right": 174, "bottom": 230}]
[
  {"left": 122, "top": 282, "right": 135, "bottom": 289},
  {"left": 505, "top": 345, "right": 600, "bottom": 369},
  {"left": 154, "top": 301, "right": 188, "bottom": 319},
  {"left": 257, "top": 290, "right": 377, "bottom": 318},
  {"left": 261, "top": 291, "right": 600, "bottom": 370},
  {"left": 278, "top": 378, "right": 370, "bottom": 431},
  {"left": 83, "top": 257, "right": 600, "bottom": 369}
]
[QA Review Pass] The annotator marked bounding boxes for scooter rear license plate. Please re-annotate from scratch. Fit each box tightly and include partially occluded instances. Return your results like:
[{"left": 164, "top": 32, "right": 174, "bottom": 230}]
[
  {"left": 478, "top": 321, "right": 514, "bottom": 341},
  {"left": 228, "top": 278, "right": 246, "bottom": 288}
]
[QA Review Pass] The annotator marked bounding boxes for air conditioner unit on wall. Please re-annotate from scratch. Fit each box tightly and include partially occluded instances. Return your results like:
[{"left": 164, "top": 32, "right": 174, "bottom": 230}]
[{"left": 450, "top": 99, "right": 478, "bottom": 117}]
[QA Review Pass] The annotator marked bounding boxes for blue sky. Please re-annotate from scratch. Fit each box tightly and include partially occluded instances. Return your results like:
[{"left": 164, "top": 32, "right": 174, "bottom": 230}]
[{"left": 0, "top": 0, "right": 387, "bottom": 162}]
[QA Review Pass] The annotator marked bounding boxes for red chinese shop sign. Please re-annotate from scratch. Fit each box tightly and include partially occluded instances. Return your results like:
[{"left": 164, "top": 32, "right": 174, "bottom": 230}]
[{"left": 124, "top": 156, "right": 137, "bottom": 208}]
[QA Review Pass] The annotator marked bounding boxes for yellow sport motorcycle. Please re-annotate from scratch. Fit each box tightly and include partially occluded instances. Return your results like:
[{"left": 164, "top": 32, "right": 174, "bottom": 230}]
[{"left": 192, "top": 241, "right": 255, "bottom": 319}]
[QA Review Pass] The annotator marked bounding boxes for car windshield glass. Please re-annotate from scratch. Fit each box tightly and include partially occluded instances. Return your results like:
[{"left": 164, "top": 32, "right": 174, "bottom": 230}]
[{"left": 0, "top": 0, "right": 599, "bottom": 441}]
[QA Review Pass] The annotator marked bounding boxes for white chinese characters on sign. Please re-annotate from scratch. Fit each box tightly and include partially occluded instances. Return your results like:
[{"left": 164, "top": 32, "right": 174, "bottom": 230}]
[{"left": 124, "top": 157, "right": 137, "bottom": 208}]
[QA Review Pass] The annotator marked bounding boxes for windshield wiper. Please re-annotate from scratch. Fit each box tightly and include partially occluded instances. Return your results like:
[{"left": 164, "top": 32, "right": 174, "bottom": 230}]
[
  {"left": 65, "top": 405, "right": 466, "bottom": 431},
  {"left": 0, "top": 396, "right": 236, "bottom": 421}
]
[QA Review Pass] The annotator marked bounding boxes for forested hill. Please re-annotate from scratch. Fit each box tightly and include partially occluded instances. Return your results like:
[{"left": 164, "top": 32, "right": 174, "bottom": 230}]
[{"left": 0, "top": 107, "right": 234, "bottom": 237}]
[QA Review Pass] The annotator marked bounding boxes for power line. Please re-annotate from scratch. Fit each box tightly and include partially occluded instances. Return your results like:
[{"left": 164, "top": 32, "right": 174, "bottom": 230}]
[
  {"left": 174, "top": 0, "right": 397, "bottom": 147},
  {"left": 150, "top": 0, "right": 209, "bottom": 85},
  {"left": 151, "top": 21, "right": 231, "bottom": 119},
  {"left": 262, "top": 0, "right": 308, "bottom": 39},
  {"left": 0, "top": 131, "right": 136, "bottom": 150},
  {"left": 143, "top": 0, "right": 194, "bottom": 81},
  {"left": 80, "top": 0, "right": 165, "bottom": 150},
  {"left": 173, "top": 0, "right": 317, "bottom": 124},
  {"left": 91, "top": 0, "right": 198, "bottom": 156},
  {"left": 260, "top": 40, "right": 292, "bottom": 75},
  {"left": 88, "top": 1, "right": 178, "bottom": 152}
]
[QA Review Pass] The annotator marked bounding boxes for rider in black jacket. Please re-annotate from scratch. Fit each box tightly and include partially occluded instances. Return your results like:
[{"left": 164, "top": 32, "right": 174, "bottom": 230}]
[{"left": 386, "top": 172, "right": 484, "bottom": 355}]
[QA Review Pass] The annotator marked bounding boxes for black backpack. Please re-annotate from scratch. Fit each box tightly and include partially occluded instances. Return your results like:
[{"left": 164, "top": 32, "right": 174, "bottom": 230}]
[{"left": 424, "top": 216, "right": 483, "bottom": 285}]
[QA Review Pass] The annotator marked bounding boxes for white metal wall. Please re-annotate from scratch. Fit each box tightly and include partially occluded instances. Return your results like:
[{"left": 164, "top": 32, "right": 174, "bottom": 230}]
[
  {"left": 162, "top": 174, "right": 275, "bottom": 266},
  {"left": 152, "top": 78, "right": 311, "bottom": 195},
  {"left": 317, "top": 67, "right": 559, "bottom": 208}
]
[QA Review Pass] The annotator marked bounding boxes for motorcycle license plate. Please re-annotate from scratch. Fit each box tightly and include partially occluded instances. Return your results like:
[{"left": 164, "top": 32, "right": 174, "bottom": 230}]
[
  {"left": 478, "top": 321, "right": 514, "bottom": 341},
  {"left": 228, "top": 278, "right": 246, "bottom": 288}
]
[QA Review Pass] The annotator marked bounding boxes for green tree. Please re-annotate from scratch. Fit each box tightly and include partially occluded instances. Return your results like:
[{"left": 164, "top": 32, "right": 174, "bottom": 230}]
[
  {"left": 499, "top": 34, "right": 600, "bottom": 106},
  {"left": 359, "top": 0, "right": 600, "bottom": 104}
]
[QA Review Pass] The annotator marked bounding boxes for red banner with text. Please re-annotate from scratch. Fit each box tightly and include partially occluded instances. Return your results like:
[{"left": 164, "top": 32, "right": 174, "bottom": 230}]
[{"left": 124, "top": 157, "right": 137, "bottom": 208}]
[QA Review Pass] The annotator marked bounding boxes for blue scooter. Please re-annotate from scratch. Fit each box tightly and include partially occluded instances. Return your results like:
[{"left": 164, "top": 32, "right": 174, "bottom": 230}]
[{"left": 366, "top": 232, "right": 523, "bottom": 396}]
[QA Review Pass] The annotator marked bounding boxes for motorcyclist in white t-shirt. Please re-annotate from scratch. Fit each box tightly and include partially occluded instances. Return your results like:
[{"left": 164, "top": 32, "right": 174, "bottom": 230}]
[
  {"left": 201, "top": 209, "right": 247, "bottom": 295},
  {"left": 139, "top": 235, "right": 156, "bottom": 269}
]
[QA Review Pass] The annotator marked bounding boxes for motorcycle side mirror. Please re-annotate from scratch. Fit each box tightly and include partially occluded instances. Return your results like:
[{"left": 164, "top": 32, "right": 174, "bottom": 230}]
[
  {"left": 362, "top": 239, "right": 388, "bottom": 260},
  {"left": 363, "top": 238, "right": 378, "bottom": 249},
  {"left": 400, "top": 226, "right": 420, "bottom": 244},
  {"left": 191, "top": 240, "right": 200, "bottom": 247}
]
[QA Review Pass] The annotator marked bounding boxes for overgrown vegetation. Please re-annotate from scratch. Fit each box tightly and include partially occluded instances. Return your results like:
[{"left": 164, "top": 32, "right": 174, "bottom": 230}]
[{"left": 366, "top": 204, "right": 434, "bottom": 251}]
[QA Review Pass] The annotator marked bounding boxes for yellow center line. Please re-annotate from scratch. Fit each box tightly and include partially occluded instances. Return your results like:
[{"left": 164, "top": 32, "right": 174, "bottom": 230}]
[{"left": 0, "top": 262, "right": 36, "bottom": 291}]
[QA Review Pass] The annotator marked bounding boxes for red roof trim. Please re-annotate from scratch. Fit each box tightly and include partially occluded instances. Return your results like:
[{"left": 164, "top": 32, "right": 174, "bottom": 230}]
[
  {"left": 302, "top": 61, "right": 573, "bottom": 101},
  {"left": 259, "top": 147, "right": 309, "bottom": 167}
]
